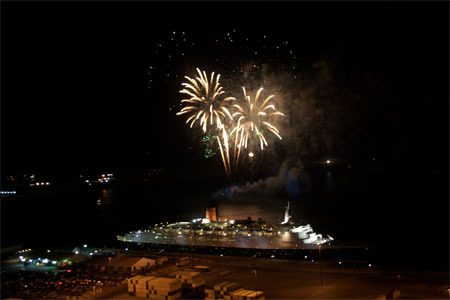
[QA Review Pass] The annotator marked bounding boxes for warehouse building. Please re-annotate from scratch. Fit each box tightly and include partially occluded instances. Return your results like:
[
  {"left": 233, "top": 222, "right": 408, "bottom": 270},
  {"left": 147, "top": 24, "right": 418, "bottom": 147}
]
[{"left": 88, "top": 252, "right": 155, "bottom": 271}]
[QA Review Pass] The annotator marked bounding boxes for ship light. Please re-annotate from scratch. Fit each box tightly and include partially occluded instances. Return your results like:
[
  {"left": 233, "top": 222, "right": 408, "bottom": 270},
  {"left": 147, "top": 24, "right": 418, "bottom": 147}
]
[{"left": 52, "top": 261, "right": 57, "bottom": 265}]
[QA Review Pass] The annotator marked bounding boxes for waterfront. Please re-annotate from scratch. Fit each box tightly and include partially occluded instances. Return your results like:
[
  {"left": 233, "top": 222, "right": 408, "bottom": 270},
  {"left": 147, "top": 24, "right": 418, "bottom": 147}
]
[{"left": 1, "top": 165, "right": 447, "bottom": 271}]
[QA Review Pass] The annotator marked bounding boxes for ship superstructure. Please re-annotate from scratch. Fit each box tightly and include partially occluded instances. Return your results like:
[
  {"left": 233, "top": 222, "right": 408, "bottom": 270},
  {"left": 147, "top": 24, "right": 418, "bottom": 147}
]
[{"left": 117, "top": 202, "right": 332, "bottom": 250}]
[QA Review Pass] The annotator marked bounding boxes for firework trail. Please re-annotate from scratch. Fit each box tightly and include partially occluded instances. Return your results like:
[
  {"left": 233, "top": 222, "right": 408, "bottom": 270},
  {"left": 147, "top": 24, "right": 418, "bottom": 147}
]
[
  {"left": 177, "top": 68, "right": 235, "bottom": 177},
  {"left": 176, "top": 70, "right": 285, "bottom": 180}
]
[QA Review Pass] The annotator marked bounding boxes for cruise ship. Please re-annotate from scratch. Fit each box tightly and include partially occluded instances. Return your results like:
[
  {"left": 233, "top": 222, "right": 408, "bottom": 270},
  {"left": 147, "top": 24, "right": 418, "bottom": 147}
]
[{"left": 117, "top": 202, "right": 333, "bottom": 250}]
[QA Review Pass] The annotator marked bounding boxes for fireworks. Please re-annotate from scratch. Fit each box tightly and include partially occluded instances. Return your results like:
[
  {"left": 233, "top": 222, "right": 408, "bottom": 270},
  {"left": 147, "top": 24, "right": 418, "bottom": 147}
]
[
  {"left": 231, "top": 87, "right": 284, "bottom": 151},
  {"left": 176, "top": 69, "right": 285, "bottom": 179},
  {"left": 176, "top": 68, "right": 235, "bottom": 133}
]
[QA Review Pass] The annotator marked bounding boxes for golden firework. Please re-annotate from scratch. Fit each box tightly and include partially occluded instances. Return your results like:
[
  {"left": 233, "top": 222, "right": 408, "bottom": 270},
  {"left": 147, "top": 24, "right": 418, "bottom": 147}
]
[
  {"left": 176, "top": 68, "right": 235, "bottom": 133},
  {"left": 231, "top": 87, "right": 284, "bottom": 152}
]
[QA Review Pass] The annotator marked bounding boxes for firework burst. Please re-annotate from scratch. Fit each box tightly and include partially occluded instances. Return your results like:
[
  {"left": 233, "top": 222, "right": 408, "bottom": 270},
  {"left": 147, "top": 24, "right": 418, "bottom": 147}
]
[
  {"left": 231, "top": 87, "right": 284, "bottom": 160},
  {"left": 176, "top": 68, "right": 235, "bottom": 133}
]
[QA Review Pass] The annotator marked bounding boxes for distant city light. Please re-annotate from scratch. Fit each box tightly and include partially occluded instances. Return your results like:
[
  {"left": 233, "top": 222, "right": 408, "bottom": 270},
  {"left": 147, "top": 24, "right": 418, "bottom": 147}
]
[
  {"left": 75, "top": 251, "right": 79, "bottom": 255},
  {"left": 0, "top": 191, "right": 16, "bottom": 194},
  {"left": 326, "top": 160, "right": 330, "bottom": 164},
  {"left": 339, "top": 261, "right": 342, "bottom": 265},
  {"left": 369, "top": 264, "right": 372, "bottom": 267},
  {"left": 83, "top": 244, "right": 87, "bottom": 248},
  {"left": 52, "top": 261, "right": 57, "bottom": 265}
]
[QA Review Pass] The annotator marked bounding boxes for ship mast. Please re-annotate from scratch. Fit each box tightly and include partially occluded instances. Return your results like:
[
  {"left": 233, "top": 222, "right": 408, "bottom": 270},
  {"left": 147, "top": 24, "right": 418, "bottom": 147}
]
[{"left": 281, "top": 201, "right": 291, "bottom": 224}]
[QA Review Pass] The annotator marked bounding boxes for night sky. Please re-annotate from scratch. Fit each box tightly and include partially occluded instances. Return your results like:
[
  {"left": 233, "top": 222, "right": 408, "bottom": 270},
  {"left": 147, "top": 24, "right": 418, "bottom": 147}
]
[{"left": 2, "top": 2, "right": 448, "bottom": 178}]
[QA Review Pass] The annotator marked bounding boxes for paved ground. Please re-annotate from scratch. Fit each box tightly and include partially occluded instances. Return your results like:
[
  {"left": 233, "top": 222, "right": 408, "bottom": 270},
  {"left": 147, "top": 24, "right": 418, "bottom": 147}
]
[
  {"left": 100, "top": 253, "right": 449, "bottom": 299},
  {"left": 189, "top": 254, "right": 447, "bottom": 299}
]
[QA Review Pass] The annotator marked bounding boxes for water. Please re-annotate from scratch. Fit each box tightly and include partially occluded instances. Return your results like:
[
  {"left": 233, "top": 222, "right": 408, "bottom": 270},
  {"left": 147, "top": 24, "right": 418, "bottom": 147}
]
[
  {"left": 1, "top": 169, "right": 448, "bottom": 270},
  {"left": 1, "top": 177, "right": 222, "bottom": 249}
]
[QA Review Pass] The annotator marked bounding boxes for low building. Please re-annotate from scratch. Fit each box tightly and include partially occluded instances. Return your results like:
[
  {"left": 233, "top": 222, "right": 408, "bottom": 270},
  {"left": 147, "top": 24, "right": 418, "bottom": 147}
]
[{"left": 88, "top": 252, "right": 155, "bottom": 271}]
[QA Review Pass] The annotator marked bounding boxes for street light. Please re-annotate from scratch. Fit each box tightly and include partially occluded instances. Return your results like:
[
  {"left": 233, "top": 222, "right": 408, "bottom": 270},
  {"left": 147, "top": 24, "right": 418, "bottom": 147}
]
[
  {"left": 251, "top": 264, "right": 258, "bottom": 297},
  {"left": 318, "top": 244, "right": 323, "bottom": 288}
]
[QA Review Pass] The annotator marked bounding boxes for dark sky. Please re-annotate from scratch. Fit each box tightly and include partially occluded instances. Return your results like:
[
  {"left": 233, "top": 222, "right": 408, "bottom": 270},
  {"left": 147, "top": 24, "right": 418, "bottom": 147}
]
[{"left": 1, "top": 1, "right": 448, "bottom": 177}]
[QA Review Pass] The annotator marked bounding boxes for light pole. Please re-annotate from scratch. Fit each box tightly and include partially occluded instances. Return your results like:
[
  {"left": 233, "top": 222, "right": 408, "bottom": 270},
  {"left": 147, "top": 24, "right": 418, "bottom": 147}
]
[
  {"left": 251, "top": 264, "right": 258, "bottom": 296},
  {"left": 318, "top": 244, "right": 323, "bottom": 288}
]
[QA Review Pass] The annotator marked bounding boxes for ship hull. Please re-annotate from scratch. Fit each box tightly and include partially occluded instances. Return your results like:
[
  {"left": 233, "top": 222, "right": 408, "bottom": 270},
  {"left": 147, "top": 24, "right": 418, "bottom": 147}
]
[{"left": 117, "top": 231, "right": 322, "bottom": 250}]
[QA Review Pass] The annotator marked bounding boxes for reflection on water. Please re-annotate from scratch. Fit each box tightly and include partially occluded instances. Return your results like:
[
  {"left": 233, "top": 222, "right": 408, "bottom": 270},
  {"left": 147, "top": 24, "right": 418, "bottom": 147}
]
[{"left": 101, "top": 189, "right": 113, "bottom": 203}]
